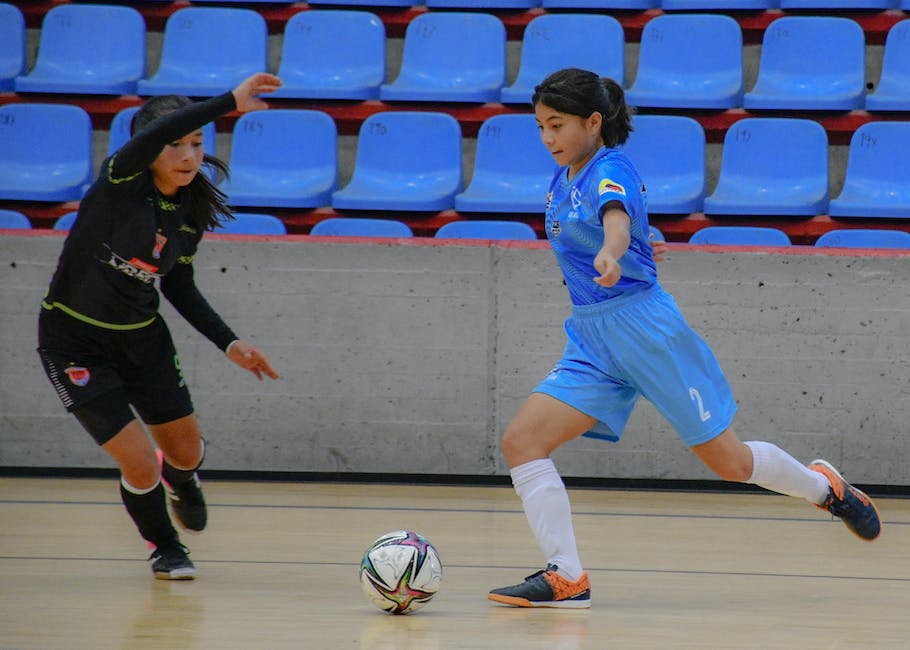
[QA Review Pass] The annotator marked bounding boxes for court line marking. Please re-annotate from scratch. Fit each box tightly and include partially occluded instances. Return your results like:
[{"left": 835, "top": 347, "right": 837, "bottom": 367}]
[
  {"left": 0, "top": 556, "right": 907, "bottom": 583},
  {"left": 2, "top": 498, "right": 908, "bottom": 525}
]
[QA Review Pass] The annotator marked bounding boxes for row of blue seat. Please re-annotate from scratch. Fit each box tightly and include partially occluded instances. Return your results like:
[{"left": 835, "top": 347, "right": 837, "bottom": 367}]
[
  {"left": 312, "top": 223, "right": 910, "bottom": 248},
  {"left": 27, "top": 0, "right": 910, "bottom": 11},
  {"left": 4, "top": 208, "right": 905, "bottom": 249},
  {"left": 2, "top": 103, "right": 908, "bottom": 218},
  {"left": 689, "top": 226, "right": 910, "bottom": 247},
  {"left": 3, "top": 5, "right": 909, "bottom": 110}
]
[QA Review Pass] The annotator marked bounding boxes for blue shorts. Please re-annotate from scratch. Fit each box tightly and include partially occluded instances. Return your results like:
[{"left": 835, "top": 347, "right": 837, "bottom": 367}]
[{"left": 533, "top": 285, "right": 736, "bottom": 447}]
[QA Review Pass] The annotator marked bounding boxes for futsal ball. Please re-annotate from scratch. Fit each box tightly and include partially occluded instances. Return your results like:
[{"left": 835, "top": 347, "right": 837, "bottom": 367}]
[{"left": 359, "top": 530, "right": 443, "bottom": 614}]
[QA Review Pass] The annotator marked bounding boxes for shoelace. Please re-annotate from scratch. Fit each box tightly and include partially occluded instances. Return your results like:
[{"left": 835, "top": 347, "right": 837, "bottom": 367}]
[
  {"left": 827, "top": 490, "right": 873, "bottom": 519},
  {"left": 524, "top": 564, "right": 559, "bottom": 581},
  {"left": 151, "top": 542, "right": 189, "bottom": 561}
]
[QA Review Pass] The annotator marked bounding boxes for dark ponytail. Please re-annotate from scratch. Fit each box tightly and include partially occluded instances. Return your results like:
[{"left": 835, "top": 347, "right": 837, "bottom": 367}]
[
  {"left": 532, "top": 68, "right": 633, "bottom": 147},
  {"left": 132, "top": 95, "right": 233, "bottom": 232}
]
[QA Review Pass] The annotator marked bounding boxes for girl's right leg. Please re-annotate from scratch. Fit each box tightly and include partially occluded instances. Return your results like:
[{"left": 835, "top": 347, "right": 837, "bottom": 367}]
[
  {"left": 38, "top": 314, "right": 194, "bottom": 577},
  {"left": 68, "top": 389, "right": 195, "bottom": 580},
  {"left": 99, "top": 417, "right": 196, "bottom": 579},
  {"left": 489, "top": 393, "right": 597, "bottom": 609}
]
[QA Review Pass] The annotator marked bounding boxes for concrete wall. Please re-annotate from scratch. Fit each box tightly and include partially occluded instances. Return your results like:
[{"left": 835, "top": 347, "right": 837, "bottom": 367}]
[{"left": 2, "top": 232, "right": 909, "bottom": 485}]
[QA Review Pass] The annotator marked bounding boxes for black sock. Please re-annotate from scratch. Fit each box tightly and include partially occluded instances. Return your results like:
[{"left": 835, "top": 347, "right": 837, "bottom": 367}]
[
  {"left": 119, "top": 480, "right": 177, "bottom": 548},
  {"left": 162, "top": 439, "right": 205, "bottom": 486}
]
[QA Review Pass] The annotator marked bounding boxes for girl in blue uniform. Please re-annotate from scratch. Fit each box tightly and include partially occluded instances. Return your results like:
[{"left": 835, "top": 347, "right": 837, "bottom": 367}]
[{"left": 488, "top": 68, "right": 881, "bottom": 609}]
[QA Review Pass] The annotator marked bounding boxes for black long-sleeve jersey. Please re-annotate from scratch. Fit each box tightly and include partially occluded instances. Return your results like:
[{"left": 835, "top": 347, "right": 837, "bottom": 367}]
[{"left": 42, "top": 92, "right": 238, "bottom": 351}]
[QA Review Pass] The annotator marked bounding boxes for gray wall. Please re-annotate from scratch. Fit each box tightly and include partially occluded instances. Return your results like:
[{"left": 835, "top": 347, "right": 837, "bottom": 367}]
[{"left": 2, "top": 233, "right": 909, "bottom": 485}]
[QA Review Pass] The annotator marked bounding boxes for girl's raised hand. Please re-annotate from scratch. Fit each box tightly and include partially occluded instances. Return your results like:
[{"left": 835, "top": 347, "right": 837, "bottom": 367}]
[{"left": 232, "top": 73, "right": 283, "bottom": 113}]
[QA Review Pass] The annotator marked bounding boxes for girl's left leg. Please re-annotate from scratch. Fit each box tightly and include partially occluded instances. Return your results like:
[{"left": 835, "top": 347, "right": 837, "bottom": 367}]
[
  {"left": 691, "top": 427, "right": 881, "bottom": 540},
  {"left": 148, "top": 414, "right": 208, "bottom": 532},
  {"left": 690, "top": 427, "right": 829, "bottom": 500}
]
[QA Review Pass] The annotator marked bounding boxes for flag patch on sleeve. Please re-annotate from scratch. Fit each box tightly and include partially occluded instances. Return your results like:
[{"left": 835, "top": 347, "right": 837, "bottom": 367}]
[{"left": 598, "top": 178, "right": 626, "bottom": 196}]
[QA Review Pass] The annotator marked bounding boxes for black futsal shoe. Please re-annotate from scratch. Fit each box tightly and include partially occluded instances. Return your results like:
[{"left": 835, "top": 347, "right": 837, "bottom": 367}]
[
  {"left": 164, "top": 472, "right": 208, "bottom": 533},
  {"left": 149, "top": 541, "right": 196, "bottom": 580}
]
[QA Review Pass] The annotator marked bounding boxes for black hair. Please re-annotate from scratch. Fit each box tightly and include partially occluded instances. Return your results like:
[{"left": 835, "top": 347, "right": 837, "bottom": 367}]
[
  {"left": 531, "top": 68, "right": 633, "bottom": 148},
  {"left": 132, "top": 95, "right": 232, "bottom": 231}
]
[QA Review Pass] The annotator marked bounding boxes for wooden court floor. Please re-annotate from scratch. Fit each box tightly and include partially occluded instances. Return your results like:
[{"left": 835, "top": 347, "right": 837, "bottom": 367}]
[{"left": 1, "top": 477, "right": 909, "bottom": 650}]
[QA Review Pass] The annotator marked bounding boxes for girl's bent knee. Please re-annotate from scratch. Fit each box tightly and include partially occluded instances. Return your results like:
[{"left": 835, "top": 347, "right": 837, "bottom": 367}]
[
  {"left": 500, "top": 429, "right": 524, "bottom": 465},
  {"left": 714, "top": 460, "right": 752, "bottom": 483}
]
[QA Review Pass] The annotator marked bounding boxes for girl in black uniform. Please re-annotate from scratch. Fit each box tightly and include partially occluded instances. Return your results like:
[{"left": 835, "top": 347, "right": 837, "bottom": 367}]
[{"left": 37, "top": 73, "right": 282, "bottom": 580}]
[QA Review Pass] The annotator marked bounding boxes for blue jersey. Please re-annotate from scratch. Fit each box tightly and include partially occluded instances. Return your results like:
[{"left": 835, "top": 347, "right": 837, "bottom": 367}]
[{"left": 544, "top": 146, "right": 657, "bottom": 306}]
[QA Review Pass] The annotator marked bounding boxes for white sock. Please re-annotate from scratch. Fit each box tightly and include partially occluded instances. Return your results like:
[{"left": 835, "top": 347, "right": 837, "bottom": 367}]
[
  {"left": 511, "top": 458, "right": 584, "bottom": 582},
  {"left": 745, "top": 441, "right": 830, "bottom": 505},
  {"left": 120, "top": 476, "right": 160, "bottom": 495}
]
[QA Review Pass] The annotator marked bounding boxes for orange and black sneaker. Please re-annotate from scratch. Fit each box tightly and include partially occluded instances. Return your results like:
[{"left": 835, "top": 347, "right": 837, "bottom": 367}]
[
  {"left": 808, "top": 459, "right": 882, "bottom": 541},
  {"left": 488, "top": 564, "right": 591, "bottom": 608}
]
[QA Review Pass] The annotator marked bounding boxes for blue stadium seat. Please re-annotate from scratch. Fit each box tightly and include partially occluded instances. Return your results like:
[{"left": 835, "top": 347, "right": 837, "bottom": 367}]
[
  {"left": 216, "top": 213, "right": 287, "bottom": 235},
  {"left": 781, "top": 0, "right": 891, "bottom": 9},
  {"left": 0, "top": 104, "right": 92, "bottom": 202},
  {"left": 744, "top": 17, "right": 865, "bottom": 110},
  {"left": 689, "top": 226, "right": 791, "bottom": 246},
  {"left": 621, "top": 115, "right": 705, "bottom": 214},
  {"left": 815, "top": 229, "right": 910, "bottom": 249},
  {"left": 626, "top": 14, "right": 743, "bottom": 109},
  {"left": 108, "top": 106, "right": 217, "bottom": 157},
  {"left": 379, "top": 13, "right": 505, "bottom": 103},
  {"left": 663, "top": 0, "right": 778, "bottom": 8},
  {"left": 435, "top": 220, "right": 538, "bottom": 240},
  {"left": 828, "top": 122, "right": 910, "bottom": 219},
  {"left": 308, "top": 0, "right": 413, "bottom": 7},
  {"left": 428, "top": 0, "right": 540, "bottom": 7},
  {"left": 500, "top": 14, "right": 624, "bottom": 105},
  {"left": 54, "top": 211, "right": 78, "bottom": 231},
  {"left": 455, "top": 114, "right": 555, "bottom": 213},
  {"left": 866, "top": 20, "right": 910, "bottom": 112},
  {"left": 310, "top": 217, "right": 414, "bottom": 237},
  {"left": 0, "top": 209, "right": 30, "bottom": 229},
  {"left": 332, "top": 112, "right": 463, "bottom": 211},
  {"left": 137, "top": 8, "right": 267, "bottom": 97},
  {"left": 14, "top": 5, "right": 145, "bottom": 95},
  {"left": 0, "top": 4, "right": 25, "bottom": 91},
  {"left": 543, "top": 0, "right": 658, "bottom": 11},
  {"left": 704, "top": 118, "right": 829, "bottom": 216},
  {"left": 220, "top": 110, "right": 338, "bottom": 209},
  {"left": 268, "top": 11, "right": 385, "bottom": 100},
  {"left": 649, "top": 225, "right": 665, "bottom": 242}
]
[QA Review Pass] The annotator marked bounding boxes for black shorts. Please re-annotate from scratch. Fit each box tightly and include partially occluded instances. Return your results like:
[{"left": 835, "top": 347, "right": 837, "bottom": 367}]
[{"left": 37, "top": 307, "right": 194, "bottom": 445}]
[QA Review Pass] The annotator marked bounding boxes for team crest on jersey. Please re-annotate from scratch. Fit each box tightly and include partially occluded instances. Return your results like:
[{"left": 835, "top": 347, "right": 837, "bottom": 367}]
[
  {"left": 152, "top": 232, "right": 167, "bottom": 259},
  {"left": 550, "top": 220, "right": 561, "bottom": 236},
  {"left": 598, "top": 178, "right": 626, "bottom": 196},
  {"left": 570, "top": 187, "right": 582, "bottom": 209},
  {"left": 64, "top": 366, "right": 90, "bottom": 387}
]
